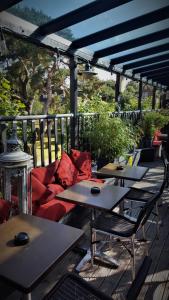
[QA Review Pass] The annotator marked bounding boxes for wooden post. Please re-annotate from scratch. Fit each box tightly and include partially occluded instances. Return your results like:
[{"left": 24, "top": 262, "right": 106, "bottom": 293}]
[
  {"left": 115, "top": 73, "right": 121, "bottom": 103},
  {"left": 138, "top": 81, "right": 142, "bottom": 111},
  {"left": 162, "top": 91, "right": 167, "bottom": 108},
  {"left": 152, "top": 86, "right": 156, "bottom": 109},
  {"left": 70, "top": 56, "right": 78, "bottom": 149}
]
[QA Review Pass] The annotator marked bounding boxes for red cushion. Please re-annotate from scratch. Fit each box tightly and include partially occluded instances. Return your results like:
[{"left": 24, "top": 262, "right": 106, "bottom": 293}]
[
  {"left": 47, "top": 183, "right": 64, "bottom": 195},
  {"left": 32, "top": 160, "right": 59, "bottom": 186},
  {"left": 70, "top": 149, "right": 92, "bottom": 180},
  {"left": 31, "top": 175, "right": 55, "bottom": 204},
  {"left": 34, "top": 198, "right": 75, "bottom": 221},
  {"left": 56, "top": 152, "right": 78, "bottom": 188},
  {"left": 34, "top": 199, "right": 66, "bottom": 221},
  {"left": 153, "top": 140, "right": 162, "bottom": 146},
  {"left": 0, "top": 198, "right": 10, "bottom": 223}
]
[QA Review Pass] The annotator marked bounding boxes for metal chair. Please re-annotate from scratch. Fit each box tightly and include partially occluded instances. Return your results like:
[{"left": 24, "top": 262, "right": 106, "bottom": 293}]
[
  {"left": 161, "top": 149, "right": 169, "bottom": 187},
  {"left": 43, "top": 256, "right": 152, "bottom": 300},
  {"left": 91, "top": 192, "right": 159, "bottom": 279},
  {"left": 125, "top": 177, "right": 166, "bottom": 238}
]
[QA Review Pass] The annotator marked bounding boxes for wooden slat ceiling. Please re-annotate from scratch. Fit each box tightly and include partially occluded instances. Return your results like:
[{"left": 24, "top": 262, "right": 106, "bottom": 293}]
[{"left": 0, "top": 0, "right": 169, "bottom": 88}]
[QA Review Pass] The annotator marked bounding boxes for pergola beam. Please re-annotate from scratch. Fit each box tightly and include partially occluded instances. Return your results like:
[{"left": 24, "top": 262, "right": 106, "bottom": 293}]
[
  {"left": 0, "top": 0, "right": 22, "bottom": 12},
  {"left": 141, "top": 67, "right": 169, "bottom": 78},
  {"left": 94, "top": 28, "right": 169, "bottom": 59},
  {"left": 71, "top": 5, "right": 169, "bottom": 49},
  {"left": 123, "top": 53, "right": 169, "bottom": 70},
  {"left": 36, "top": 0, "right": 132, "bottom": 37},
  {"left": 148, "top": 73, "right": 169, "bottom": 81},
  {"left": 133, "top": 61, "right": 169, "bottom": 74},
  {"left": 111, "top": 43, "right": 169, "bottom": 66}
]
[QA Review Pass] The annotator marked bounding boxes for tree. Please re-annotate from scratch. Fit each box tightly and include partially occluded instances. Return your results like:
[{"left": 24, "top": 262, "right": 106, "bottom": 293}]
[
  {"left": 1, "top": 33, "right": 70, "bottom": 115},
  {"left": 78, "top": 72, "right": 115, "bottom": 113},
  {"left": 0, "top": 73, "right": 25, "bottom": 116},
  {"left": 8, "top": 5, "right": 74, "bottom": 40},
  {"left": 121, "top": 81, "right": 138, "bottom": 110}
]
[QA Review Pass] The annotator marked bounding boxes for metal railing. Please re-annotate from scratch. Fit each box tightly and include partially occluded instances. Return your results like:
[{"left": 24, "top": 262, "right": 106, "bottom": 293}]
[{"left": 0, "top": 110, "right": 146, "bottom": 167}]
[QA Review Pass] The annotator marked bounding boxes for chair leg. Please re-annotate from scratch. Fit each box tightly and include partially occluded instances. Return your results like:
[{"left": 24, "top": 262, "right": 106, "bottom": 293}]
[
  {"left": 131, "top": 235, "right": 135, "bottom": 280},
  {"left": 142, "top": 225, "right": 146, "bottom": 241},
  {"left": 155, "top": 202, "right": 160, "bottom": 239},
  {"left": 91, "top": 228, "right": 96, "bottom": 267}
]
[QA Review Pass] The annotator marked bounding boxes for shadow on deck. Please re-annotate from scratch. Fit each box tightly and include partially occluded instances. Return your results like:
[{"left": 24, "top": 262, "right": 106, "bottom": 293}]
[{"left": 1, "top": 159, "right": 169, "bottom": 300}]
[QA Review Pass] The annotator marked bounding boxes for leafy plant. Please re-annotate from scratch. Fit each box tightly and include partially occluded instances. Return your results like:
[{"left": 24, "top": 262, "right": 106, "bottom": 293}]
[
  {"left": 85, "top": 114, "right": 136, "bottom": 161},
  {"left": 0, "top": 74, "right": 25, "bottom": 116},
  {"left": 139, "top": 111, "right": 169, "bottom": 139}
]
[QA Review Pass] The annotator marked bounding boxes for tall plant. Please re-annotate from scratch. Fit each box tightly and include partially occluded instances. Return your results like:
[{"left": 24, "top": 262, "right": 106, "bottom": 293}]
[
  {"left": 86, "top": 114, "right": 136, "bottom": 161},
  {"left": 140, "top": 111, "right": 169, "bottom": 139}
]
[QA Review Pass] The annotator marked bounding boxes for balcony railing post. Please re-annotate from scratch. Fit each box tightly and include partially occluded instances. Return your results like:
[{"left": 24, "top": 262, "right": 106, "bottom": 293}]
[
  {"left": 70, "top": 56, "right": 78, "bottom": 149},
  {"left": 138, "top": 81, "right": 142, "bottom": 112},
  {"left": 152, "top": 86, "right": 156, "bottom": 109}
]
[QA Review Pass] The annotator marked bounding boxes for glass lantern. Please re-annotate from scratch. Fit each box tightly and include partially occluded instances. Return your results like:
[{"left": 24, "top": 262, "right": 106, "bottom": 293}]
[{"left": 0, "top": 129, "right": 33, "bottom": 215}]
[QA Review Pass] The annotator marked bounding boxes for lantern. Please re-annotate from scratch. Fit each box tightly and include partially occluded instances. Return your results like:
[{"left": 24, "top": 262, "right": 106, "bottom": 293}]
[{"left": 0, "top": 129, "right": 33, "bottom": 215}]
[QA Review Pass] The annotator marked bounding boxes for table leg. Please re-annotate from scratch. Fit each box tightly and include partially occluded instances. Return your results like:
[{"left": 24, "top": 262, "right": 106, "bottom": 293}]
[
  {"left": 75, "top": 208, "right": 119, "bottom": 272},
  {"left": 21, "top": 293, "right": 31, "bottom": 300}
]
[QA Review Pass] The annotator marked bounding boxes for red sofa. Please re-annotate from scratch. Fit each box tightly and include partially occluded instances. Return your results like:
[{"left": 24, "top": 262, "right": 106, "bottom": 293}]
[{"left": 0, "top": 149, "right": 103, "bottom": 223}]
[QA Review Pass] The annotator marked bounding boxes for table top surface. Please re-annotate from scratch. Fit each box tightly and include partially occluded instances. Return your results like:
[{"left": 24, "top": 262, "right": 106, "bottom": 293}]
[
  {"left": 57, "top": 180, "right": 130, "bottom": 211},
  {"left": 0, "top": 214, "right": 84, "bottom": 293},
  {"left": 96, "top": 163, "right": 148, "bottom": 181}
]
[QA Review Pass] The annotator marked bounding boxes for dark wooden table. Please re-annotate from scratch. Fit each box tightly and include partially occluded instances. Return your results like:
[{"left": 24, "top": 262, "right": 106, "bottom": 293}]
[
  {"left": 96, "top": 163, "right": 148, "bottom": 182},
  {"left": 56, "top": 180, "right": 130, "bottom": 211},
  {"left": 57, "top": 180, "right": 130, "bottom": 270},
  {"left": 0, "top": 214, "right": 84, "bottom": 299}
]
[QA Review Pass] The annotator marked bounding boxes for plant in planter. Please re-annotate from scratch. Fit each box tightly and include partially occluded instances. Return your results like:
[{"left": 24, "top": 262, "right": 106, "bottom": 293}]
[
  {"left": 139, "top": 111, "right": 169, "bottom": 147},
  {"left": 85, "top": 114, "right": 136, "bottom": 168}
]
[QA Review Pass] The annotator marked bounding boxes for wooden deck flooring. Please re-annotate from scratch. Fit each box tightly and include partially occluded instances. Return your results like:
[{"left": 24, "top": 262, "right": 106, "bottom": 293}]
[{"left": 1, "top": 160, "right": 169, "bottom": 300}]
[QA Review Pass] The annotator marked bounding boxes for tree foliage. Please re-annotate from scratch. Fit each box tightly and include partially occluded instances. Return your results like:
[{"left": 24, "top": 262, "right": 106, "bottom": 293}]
[
  {"left": 0, "top": 73, "right": 25, "bottom": 116},
  {"left": 8, "top": 5, "right": 74, "bottom": 40}
]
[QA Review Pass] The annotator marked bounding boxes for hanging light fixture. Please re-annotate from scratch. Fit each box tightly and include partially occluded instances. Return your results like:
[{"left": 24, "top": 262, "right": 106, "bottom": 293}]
[{"left": 80, "top": 62, "right": 97, "bottom": 79}]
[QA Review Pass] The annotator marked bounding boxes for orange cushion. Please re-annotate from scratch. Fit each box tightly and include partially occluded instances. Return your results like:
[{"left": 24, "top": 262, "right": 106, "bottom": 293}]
[
  {"left": 70, "top": 149, "right": 92, "bottom": 180},
  {"left": 0, "top": 198, "right": 10, "bottom": 223},
  {"left": 32, "top": 160, "right": 59, "bottom": 186},
  {"left": 56, "top": 152, "right": 78, "bottom": 188}
]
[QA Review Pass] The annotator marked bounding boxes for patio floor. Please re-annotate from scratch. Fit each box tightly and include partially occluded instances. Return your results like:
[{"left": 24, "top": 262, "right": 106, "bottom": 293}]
[{"left": 1, "top": 159, "right": 169, "bottom": 300}]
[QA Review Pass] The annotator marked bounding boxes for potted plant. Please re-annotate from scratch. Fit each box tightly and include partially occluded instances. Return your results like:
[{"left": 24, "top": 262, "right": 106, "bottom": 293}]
[
  {"left": 139, "top": 111, "right": 169, "bottom": 147},
  {"left": 85, "top": 114, "right": 136, "bottom": 169}
]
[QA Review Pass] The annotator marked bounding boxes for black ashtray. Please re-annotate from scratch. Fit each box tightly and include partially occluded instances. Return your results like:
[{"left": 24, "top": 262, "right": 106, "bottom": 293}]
[
  {"left": 14, "top": 232, "right": 29, "bottom": 246},
  {"left": 91, "top": 187, "right": 100, "bottom": 194},
  {"left": 116, "top": 165, "right": 124, "bottom": 170}
]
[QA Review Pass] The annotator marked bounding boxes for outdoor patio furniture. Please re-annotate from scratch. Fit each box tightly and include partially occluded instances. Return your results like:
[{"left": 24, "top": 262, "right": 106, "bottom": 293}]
[
  {"left": 0, "top": 150, "right": 104, "bottom": 224},
  {"left": 124, "top": 177, "right": 166, "bottom": 239},
  {"left": 161, "top": 149, "right": 169, "bottom": 187},
  {"left": 0, "top": 214, "right": 84, "bottom": 300},
  {"left": 91, "top": 192, "right": 160, "bottom": 279},
  {"left": 56, "top": 180, "right": 129, "bottom": 271},
  {"left": 43, "top": 256, "right": 152, "bottom": 300}
]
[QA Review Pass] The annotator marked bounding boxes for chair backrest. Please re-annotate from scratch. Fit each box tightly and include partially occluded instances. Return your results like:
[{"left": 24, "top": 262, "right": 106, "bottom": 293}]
[
  {"left": 159, "top": 177, "right": 166, "bottom": 195},
  {"left": 132, "top": 149, "right": 141, "bottom": 166},
  {"left": 43, "top": 258, "right": 152, "bottom": 300},
  {"left": 134, "top": 192, "right": 160, "bottom": 232},
  {"left": 161, "top": 149, "right": 169, "bottom": 168},
  {"left": 126, "top": 256, "right": 152, "bottom": 300}
]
